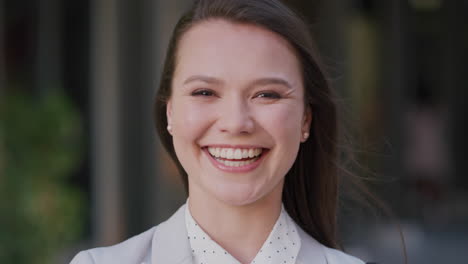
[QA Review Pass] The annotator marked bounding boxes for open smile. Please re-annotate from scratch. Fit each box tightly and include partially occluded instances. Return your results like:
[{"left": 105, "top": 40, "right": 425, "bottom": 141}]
[{"left": 202, "top": 146, "right": 269, "bottom": 173}]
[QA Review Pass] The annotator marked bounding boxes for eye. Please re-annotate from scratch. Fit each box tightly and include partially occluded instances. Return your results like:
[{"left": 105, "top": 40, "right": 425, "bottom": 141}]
[
  {"left": 191, "top": 89, "right": 216, "bottom": 97},
  {"left": 254, "top": 91, "right": 281, "bottom": 99}
]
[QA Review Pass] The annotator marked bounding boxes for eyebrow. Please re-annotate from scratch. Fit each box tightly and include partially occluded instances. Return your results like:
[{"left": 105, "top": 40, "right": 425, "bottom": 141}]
[
  {"left": 183, "top": 75, "right": 293, "bottom": 89},
  {"left": 183, "top": 75, "right": 223, "bottom": 85}
]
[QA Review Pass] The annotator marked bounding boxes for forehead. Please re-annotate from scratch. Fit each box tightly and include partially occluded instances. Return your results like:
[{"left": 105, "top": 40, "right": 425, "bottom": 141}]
[{"left": 173, "top": 19, "right": 302, "bottom": 85}]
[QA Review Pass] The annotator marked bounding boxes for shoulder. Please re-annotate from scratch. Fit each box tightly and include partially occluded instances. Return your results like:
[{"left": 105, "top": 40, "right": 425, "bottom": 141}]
[
  {"left": 69, "top": 226, "right": 157, "bottom": 264},
  {"left": 322, "top": 246, "right": 366, "bottom": 264},
  {"left": 69, "top": 204, "right": 189, "bottom": 264},
  {"left": 296, "top": 224, "right": 365, "bottom": 264}
]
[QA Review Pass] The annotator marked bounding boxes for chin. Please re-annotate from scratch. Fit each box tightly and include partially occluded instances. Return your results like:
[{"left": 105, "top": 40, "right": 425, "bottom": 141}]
[
  {"left": 208, "top": 178, "right": 281, "bottom": 207},
  {"left": 209, "top": 182, "right": 264, "bottom": 207}
]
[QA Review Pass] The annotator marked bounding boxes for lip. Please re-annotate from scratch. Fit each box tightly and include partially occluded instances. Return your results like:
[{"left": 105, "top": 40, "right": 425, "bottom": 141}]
[{"left": 202, "top": 146, "right": 269, "bottom": 173}]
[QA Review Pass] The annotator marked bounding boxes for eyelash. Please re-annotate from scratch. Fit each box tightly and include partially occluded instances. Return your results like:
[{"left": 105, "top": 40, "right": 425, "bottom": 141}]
[
  {"left": 191, "top": 89, "right": 216, "bottom": 97},
  {"left": 254, "top": 91, "right": 281, "bottom": 99},
  {"left": 190, "top": 89, "right": 282, "bottom": 99}
]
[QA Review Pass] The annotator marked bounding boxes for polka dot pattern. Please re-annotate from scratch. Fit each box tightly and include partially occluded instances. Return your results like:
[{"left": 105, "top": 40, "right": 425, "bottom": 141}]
[{"left": 185, "top": 204, "right": 301, "bottom": 264}]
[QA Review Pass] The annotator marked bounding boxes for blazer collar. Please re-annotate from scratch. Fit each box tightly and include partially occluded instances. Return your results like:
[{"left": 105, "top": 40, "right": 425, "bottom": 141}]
[
  {"left": 150, "top": 203, "right": 327, "bottom": 264},
  {"left": 296, "top": 226, "right": 328, "bottom": 264},
  {"left": 151, "top": 204, "right": 193, "bottom": 264}
]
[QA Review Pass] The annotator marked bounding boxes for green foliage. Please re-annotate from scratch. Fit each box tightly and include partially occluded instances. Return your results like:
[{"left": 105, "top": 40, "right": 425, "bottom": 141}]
[{"left": 0, "top": 91, "right": 85, "bottom": 264}]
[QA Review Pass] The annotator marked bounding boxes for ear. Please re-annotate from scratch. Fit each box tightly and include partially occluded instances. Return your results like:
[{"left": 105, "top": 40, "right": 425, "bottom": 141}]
[
  {"left": 166, "top": 99, "right": 173, "bottom": 127},
  {"left": 302, "top": 105, "right": 312, "bottom": 133}
]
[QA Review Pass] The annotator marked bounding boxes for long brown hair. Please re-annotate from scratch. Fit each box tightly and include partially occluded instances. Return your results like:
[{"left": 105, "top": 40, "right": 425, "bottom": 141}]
[{"left": 155, "top": 0, "right": 340, "bottom": 249}]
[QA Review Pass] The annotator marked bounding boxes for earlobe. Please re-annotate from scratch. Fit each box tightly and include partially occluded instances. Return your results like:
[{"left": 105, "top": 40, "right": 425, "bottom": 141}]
[
  {"left": 301, "top": 106, "right": 312, "bottom": 142},
  {"left": 166, "top": 100, "right": 173, "bottom": 135}
]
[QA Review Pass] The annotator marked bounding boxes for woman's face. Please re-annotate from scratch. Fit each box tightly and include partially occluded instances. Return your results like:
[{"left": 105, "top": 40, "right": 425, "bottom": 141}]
[{"left": 167, "top": 20, "right": 311, "bottom": 206}]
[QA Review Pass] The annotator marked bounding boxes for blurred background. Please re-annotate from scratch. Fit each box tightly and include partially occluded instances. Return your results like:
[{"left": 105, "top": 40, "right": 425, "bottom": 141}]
[{"left": 1, "top": 0, "right": 467, "bottom": 263}]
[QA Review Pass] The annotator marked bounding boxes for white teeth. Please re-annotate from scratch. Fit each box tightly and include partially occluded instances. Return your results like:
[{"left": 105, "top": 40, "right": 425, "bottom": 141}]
[
  {"left": 207, "top": 147, "right": 263, "bottom": 160},
  {"left": 215, "top": 157, "right": 258, "bottom": 167},
  {"left": 226, "top": 148, "right": 234, "bottom": 159},
  {"left": 234, "top": 149, "right": 242, "bottom": 159},
  {"left": 255, "top": 148, "right": 262, "bottom": 156}
]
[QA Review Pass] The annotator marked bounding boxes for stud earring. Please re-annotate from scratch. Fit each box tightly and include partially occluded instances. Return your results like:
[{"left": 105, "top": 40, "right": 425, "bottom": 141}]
[
  {"left": 302, "top": 132, "right": 309, "bottom": 141},
  {"left": 167, "top": 125, "right": 172, "bottom": 135}
]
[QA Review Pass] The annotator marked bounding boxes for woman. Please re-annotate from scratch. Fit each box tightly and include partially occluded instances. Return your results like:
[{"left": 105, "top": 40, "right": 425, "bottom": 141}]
[{"left": 71, "top": 0, "right": 366, "bottom": 263}]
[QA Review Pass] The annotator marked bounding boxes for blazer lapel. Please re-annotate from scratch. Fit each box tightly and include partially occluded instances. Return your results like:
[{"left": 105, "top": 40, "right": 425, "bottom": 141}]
[
  {"left": 151, "top": 204, "right": 193, "bottom": 264},
  {"left": 296, "top": 226, "right": 327, "bottom": 264}
]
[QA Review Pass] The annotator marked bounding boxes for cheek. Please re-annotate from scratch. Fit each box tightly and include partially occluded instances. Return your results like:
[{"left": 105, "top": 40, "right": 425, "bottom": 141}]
[
  {"left": 257, "top": 104, "right": 303, "bottom": 142},
  {"left": 171, "top": 100, "right": 215, "bottom": 141},
  {"left": 170, "top": 100, "right": 216, "bottom": 173}
]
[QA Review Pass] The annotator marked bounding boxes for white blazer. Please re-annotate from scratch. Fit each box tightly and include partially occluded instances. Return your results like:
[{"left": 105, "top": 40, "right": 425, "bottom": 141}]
[{"left": 70, "top": 204, "right": 364, "bottom": 264}]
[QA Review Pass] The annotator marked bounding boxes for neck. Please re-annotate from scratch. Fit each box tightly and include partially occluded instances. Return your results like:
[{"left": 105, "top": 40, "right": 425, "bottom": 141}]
[{"left": 188, "top": 184, "right": 283, "bottom": 264}]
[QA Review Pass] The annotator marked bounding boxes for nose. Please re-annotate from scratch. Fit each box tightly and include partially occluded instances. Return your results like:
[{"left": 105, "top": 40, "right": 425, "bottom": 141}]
[{"left": 216, "top": 96, "right": 255, "bottom": 135}]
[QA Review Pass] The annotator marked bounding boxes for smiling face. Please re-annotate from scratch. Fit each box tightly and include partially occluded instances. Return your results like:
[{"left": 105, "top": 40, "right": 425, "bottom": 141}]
[{"left": 167, "top": 19, "right": 311, "bottom": 206}]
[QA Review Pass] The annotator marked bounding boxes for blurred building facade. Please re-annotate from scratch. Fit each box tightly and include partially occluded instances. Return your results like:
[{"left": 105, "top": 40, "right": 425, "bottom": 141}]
[{"left": 1, "top": 0, "right": 467, "bottom": 263}]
